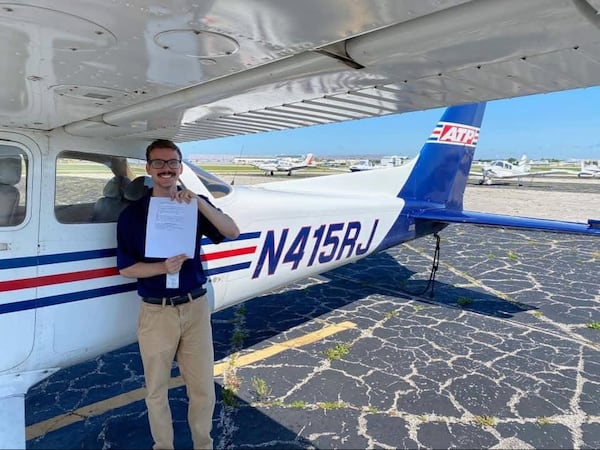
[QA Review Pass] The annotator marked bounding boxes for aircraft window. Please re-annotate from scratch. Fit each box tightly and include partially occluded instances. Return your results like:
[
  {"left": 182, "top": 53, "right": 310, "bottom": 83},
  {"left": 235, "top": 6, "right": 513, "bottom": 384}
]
[
  {"left": 183, "top": 160, "right": 232, "bottom": 198},
  {"left": 0, "top": 145, "right": 27, "bottom": 227},
  {"left": 54, "top": 151, "right": 146, "bottom": 224}
]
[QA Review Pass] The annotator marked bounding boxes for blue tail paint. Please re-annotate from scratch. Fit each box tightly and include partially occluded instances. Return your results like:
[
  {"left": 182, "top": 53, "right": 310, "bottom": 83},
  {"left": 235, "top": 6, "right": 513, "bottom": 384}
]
[
  {"left": 398, "top": 102, "right": 486, "bottom": 210},
  {"left": 392, "top": 102, "right": 599, "bottom": 238}
]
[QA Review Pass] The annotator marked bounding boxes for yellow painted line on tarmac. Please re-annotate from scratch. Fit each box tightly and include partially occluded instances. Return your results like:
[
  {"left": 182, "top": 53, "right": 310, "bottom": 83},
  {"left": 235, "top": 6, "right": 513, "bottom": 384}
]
[{"left": 26, "top": 320, "right": 356, "bottom": 440}]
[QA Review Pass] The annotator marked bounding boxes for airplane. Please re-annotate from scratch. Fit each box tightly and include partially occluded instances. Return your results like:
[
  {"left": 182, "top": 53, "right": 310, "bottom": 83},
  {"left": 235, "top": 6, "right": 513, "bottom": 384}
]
[
  {"left": 5, "top": 102, "right": 600, "bottom": 449},
  {"left": 349, "top": 159, "right": 381, "bottom": 172},
  {"left": 350, "top": 156, "right": 408, "bottom": 171},
  {"left": 578, "top": 160, "right": 600, "bottom": 178},
  {"left": 3, "top": 1, "right": 600, "bottom": 448},
  {"left": 474, "top": 155, "right": 576, "bottom": 186},
  {"left": 253, "top": 153, "right": 314, "bottom": 176}
]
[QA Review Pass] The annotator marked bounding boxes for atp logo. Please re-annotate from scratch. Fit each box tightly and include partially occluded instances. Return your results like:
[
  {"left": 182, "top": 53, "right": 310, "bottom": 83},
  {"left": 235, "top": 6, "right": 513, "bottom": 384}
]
[{"left": 430, "top": 122, "right": 479, "bottom": 146}]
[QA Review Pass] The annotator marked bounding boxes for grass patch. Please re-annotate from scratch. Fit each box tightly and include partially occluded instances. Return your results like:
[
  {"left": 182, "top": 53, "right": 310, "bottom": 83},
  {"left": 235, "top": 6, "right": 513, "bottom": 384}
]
[
  {"left": 456, "top": 297, "right": 473, "bottom": 307},
  {"left": 324, "top": 343, "right": 351, "bottom": 361},
  {"left": 231, "top": 329, "right": 248, "bottom": 348},
  {"left": 533, "top": 311, "right": 544, "bottom": 318},
  {"left": 586, "top": 322, "right": 600, "bottom": 330},
  {"left": 473, "top": 415, "right": 496, "bottom": 427},
  {"left": 507, "top": 250, "right": 519, "bottom": 260},
  {"left": 221, "top": 387, "right": 238, "bottom": 407},
  {"left": 537, "top": 416, "right": 552, "bottom": 425},
  {"left": 318, "top": 401, "right": 346, "bottom": 410},
  {"left": 223, "top": 368, "right": 241, "bottom": 393},
  {"left": 289, "top": 400, "right": 307, "bottom": 409},
  {"left": 251, "top": 376, "right": 272, "bottom": 402}
]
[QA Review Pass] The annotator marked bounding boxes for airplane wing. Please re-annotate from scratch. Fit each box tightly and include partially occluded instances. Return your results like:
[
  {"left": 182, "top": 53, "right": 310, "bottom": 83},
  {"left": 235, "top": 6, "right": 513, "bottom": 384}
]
[
  {"left": 4, "top": 0, "right": 600, "bottom": 145},
  {"left": 413, "top": 209, "right": 600, "bottom": 236},
  {"left": 488, "top": 169, "right": 578, "bottom": 179}
]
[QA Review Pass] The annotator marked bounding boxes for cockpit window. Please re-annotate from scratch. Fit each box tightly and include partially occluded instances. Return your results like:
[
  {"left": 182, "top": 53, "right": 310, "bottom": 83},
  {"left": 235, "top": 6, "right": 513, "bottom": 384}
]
[
  {"left": 0, "top": 145, "right": 27, "bottom": 227},
  {"left": 54, "top": 151, "right": 148, "bottom": 223}
]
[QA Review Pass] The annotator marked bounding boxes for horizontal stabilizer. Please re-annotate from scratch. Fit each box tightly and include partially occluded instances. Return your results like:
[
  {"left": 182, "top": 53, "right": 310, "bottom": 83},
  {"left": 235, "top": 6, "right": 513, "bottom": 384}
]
[{"left": 413, "top": 209, "right": 600, "bottom": 236}]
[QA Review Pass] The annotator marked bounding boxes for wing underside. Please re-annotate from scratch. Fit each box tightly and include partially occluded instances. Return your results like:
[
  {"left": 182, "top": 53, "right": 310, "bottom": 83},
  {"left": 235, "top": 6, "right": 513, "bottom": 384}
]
[{"left": 2, "top": 0, "right": 600, "bottom": 143}]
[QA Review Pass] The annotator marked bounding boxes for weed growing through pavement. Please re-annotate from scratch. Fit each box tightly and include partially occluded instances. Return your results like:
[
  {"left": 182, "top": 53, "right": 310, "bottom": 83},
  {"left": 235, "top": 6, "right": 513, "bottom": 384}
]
[
  {"left": 251, "top": 376, "right": 272, "bottom": 402},
  {"left": 289, "top": 400, "right": 306, "bottom": 409},
  {"left": 221, "top": 387, "right": 238, "bottom": 407},
  {"left": 324, "top": 343, "right": 351, "bottom": 360},
  {"left": 586, "top": 321, "right": 600, "bottom": 330},
  {"left": 456, "top": 297, "right": 473, "bottom": 307},
  {"left": 537, "top": 416, "right": 552, "bottom": 425},
  {"left": 318, "top": 401, "right": 346, "bottom": 410},
  {"left": 473, "top": 415, "right": 496, "bottom": 427},
  {"left": 217, "top": 303, "right": 247, "bottom": 449},
  {"left": 384, "top": 310, "right": 399, "bottom": 319}
]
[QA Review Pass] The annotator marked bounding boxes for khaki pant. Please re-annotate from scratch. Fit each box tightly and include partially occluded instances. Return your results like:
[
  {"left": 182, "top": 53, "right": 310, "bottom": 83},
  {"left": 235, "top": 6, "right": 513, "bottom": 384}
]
[{"left": 137, "top": 295, "right": 215, "bottom": 450}]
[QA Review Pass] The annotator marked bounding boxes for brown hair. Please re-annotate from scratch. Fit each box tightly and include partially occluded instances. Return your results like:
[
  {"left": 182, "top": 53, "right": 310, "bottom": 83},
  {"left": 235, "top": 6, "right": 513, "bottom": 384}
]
[{"left": 145, "top": 139, "right": 182, "bottom": 161}]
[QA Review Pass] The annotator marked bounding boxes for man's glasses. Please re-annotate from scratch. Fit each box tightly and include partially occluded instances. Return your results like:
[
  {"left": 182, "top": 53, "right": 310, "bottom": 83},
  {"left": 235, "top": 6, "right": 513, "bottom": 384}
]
[{"left": 148, "top": 159, "right": 182, "bottom": 169}]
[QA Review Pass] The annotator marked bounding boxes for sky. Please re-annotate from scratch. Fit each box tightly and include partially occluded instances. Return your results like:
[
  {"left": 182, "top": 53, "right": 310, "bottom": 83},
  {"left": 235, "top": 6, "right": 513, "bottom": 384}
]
[{"left": 180, "top": 86, "right": 600, "bottom": 161}]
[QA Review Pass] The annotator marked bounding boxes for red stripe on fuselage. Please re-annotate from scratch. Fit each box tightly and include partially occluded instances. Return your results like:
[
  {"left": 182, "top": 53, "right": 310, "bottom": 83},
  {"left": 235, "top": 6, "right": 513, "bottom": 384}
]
[
  {"left": 201, "top": 246, "right": 256, "bottom": 261},
  {"left": 1, "top": 246, "right": 257, "bottom": 293},
  {"left": 0, "top": 267, "right": 119, "bottom": 292}
]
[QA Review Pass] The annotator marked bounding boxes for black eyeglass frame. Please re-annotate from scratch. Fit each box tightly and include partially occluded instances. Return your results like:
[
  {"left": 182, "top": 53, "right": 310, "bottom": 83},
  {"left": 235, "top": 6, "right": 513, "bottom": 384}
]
[{"left": 148, "top": 159, "right": 182, "bottom": 169}]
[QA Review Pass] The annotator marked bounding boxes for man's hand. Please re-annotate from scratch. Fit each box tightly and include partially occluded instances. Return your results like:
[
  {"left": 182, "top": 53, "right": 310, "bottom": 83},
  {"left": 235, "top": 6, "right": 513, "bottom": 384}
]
[
  {"left": 164, "top": 254, "right": 190, "bottom": 274},
  {"left": 172, "top": 189, "right": 197, "bottom": 204}
]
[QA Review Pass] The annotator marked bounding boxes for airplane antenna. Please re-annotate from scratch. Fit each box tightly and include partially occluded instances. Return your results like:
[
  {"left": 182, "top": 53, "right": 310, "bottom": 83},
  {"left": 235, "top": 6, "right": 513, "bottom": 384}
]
[{"left": 230, "top": 145, "right": 243, "bottom": 186}]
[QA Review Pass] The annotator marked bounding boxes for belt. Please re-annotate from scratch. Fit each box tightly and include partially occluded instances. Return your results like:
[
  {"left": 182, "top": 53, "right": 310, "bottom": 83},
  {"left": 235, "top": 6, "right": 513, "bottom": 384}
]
[{"left": 142, "top": 287, "right": 206, "bottom": 306}]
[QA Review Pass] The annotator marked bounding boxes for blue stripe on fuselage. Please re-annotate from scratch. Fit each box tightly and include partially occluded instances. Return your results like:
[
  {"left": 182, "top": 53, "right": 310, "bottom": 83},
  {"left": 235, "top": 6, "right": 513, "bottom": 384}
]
[{"left": 0, "top": 282, "right": 138, "bottom": 314}]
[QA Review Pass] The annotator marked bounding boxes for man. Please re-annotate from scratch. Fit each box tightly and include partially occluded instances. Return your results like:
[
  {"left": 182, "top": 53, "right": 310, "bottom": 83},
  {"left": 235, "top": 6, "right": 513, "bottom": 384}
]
[{"left": 117, "top": 139, "right": 239, "bottom": 450}]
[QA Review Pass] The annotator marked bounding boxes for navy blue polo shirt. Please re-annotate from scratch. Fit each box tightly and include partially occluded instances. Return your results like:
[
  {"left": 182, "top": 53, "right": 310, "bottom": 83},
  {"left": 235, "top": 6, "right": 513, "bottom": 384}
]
[{"left": 116, "top": 192, "right": 225, "bottom": 298}]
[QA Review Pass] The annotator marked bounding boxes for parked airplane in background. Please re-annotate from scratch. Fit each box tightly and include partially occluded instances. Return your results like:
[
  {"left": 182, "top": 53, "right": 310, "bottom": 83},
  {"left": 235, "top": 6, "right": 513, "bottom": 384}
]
[
  {"left": 349, "top": 159, "right": 380, "bottom": 172},
  {"left": 474, "top": 155, "right": 575, "bottom": 186},
  {"left": 578, "top": 160, "right": 600, "bottom": 178},
  {"left": 350, "top": 156, "right": 407, "bottom": 172},
  {"left": 3, "top": 1, "right": 600, "bottom": 448},
  {"left": 253, "top": 153, "right": 314, "bottom": 176}
]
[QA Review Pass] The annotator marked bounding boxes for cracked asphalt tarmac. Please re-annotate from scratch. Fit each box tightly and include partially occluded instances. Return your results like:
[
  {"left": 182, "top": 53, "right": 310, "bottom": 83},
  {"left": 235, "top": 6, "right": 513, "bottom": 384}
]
[
  {"left": 25, "top": 221, "right": 599, "bottom": 449},
  {"left": 23, "top": 176, "right": 599, "bottom": 449}
]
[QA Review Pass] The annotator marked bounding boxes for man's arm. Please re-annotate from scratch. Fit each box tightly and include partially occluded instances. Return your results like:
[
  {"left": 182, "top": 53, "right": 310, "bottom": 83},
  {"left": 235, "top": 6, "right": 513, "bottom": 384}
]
[
  {"left": 172, "top": 189, "right": 240, "bottom": 240},
  {"left": 197, "top": 196, "right": 240, "bottom": 239},
  {"left": 120, "top": 254, "right": 189, "bottom": 278}
]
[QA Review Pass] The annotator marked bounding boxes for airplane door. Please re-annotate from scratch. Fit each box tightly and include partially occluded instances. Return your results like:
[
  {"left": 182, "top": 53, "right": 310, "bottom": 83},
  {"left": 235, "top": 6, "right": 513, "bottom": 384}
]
[{"left": 0, "top": 139, "right": 39, "bottom": 372}]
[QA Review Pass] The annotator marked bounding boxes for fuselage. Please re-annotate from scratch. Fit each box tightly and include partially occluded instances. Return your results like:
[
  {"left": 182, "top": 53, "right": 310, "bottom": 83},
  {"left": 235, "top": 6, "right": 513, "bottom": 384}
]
[{"left": 0, "top": 129, "right": 415, "bottom": 387}]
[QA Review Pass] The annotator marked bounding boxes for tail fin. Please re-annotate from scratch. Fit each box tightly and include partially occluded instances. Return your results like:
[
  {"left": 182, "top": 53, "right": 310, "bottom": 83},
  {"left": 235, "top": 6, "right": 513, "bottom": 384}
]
[{"left": 398, "top": 103, "right": 486, "bottom": 210}]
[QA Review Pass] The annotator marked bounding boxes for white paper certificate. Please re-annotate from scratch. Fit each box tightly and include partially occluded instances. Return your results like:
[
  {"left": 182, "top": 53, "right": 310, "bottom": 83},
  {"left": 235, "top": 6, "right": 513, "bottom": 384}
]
[{"left": 144, "top": 197, "right": 198, "bottom": 258}]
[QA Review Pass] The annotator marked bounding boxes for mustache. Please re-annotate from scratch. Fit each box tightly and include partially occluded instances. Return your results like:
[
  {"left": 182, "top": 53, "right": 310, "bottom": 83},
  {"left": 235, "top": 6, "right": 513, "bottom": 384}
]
[{"left": 157, "top": 170, "right": 176, "bottom": 176}]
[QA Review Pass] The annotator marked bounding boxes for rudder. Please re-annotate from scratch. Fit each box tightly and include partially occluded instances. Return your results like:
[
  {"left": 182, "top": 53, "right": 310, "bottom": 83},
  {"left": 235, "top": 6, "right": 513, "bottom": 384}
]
[{"left": 398, "top": 103, "right": 486, "bottom": 210}]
